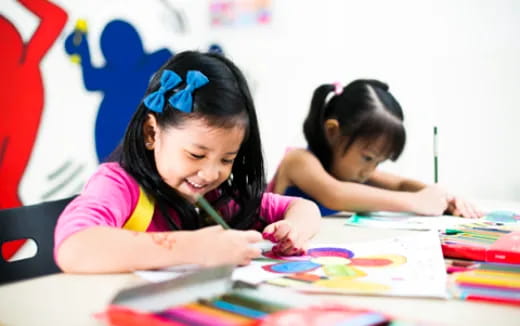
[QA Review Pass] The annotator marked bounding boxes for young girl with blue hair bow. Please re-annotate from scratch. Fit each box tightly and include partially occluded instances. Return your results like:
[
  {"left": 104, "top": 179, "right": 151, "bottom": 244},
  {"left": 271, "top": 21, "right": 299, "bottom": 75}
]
[{"left": 54, "top": 51, "right": 320, "bottom": 273}]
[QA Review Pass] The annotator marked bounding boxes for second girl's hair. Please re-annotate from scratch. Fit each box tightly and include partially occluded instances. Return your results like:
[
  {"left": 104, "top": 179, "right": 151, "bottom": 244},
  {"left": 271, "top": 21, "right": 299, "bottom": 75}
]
[
  {"left": 303, "top": 79, "right": 406, "bottom": 171},
  {"left": 117, "top": 51, "right": 265, "bottom": 230}
]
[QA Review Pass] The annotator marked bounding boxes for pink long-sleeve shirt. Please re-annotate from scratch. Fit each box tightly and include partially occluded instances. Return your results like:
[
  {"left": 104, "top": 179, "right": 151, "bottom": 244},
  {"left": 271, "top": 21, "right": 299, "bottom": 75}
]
[{"left": 54, "top": 163, "right": 295, "bottom": 258}]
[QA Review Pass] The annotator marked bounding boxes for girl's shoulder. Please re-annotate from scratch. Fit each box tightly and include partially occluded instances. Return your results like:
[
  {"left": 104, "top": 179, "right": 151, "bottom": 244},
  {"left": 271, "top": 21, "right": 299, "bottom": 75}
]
[
  {"left": 283, "top": 148, "right": 320, "bottom": 167},
  {"left": 83, "top": 162, "right": 139, "bottom": 193}
]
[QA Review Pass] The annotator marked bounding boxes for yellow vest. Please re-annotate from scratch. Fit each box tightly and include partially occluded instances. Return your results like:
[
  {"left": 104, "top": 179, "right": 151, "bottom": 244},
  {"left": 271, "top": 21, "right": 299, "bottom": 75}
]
[{"left": 122, "top": 186, "right": 155, "bottom": 231}]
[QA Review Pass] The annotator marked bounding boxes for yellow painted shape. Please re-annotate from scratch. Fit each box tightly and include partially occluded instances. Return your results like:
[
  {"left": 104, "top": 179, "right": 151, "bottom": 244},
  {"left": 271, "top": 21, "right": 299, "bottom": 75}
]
[
  {"left": 315, "top": 278, "right": 390, "bottom": 292},
  {"left": 322, "top": 264, "right": 366, "bottom": 278},
  {"left": 70, "top": 55, "right": 81, "bottom": 64},
  {"left": 75, "top": 19, "right": 88, "bottom": 32}
]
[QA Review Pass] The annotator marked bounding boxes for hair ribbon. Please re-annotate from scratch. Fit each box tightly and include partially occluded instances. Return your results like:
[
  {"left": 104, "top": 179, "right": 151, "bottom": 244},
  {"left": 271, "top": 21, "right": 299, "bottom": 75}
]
[
  {"left": 169, "top": 70, "right": 209, "bottom": 113},
  {"left": 143, "top": 70, "right": 209, "bottom": 113}
]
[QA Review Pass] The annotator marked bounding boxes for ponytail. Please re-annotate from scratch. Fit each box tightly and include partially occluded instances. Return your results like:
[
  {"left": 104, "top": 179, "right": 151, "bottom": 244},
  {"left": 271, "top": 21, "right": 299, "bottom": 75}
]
[{"left": 303, "top": 84, "right": 336, "bottom": 170}]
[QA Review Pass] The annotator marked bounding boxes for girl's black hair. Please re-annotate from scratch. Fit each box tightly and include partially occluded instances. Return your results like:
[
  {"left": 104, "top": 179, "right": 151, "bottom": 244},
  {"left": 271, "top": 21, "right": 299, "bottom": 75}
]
[
  {"left": 113, "top": 51, "right": 265, "bottom": 230},
  {"left": 303, "top": 79, "right": 406, "bottom": 171}
]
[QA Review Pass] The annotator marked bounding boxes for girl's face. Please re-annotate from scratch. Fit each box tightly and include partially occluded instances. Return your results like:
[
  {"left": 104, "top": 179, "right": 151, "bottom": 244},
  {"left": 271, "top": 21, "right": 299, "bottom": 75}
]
[
  {"left": 329, "top": 137, "right": 388, "bottom": 183},
  {"left": 144, "top": 115, "right": 245, "bottom": 203}
]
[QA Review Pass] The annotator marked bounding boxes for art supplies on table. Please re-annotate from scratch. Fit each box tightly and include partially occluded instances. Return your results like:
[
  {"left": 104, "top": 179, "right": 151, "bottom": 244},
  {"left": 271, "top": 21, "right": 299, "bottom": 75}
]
[
  {"left": 440, "top": 222, "right": 520, "bottom": 264},
  {"left": 448, "top": 262, "right": 520, "bottom": 306},
  {"left": 345, "top": 210, "right": 520, "bottom": 231},
  {"left": 102, "top": 265, "right": 429, "bottom": 326},
  {"left": 234, "top": 231, "right": 448, "bottom": 298},
  {"left": 482, "top": 210, "right": 520, "bottom": 225},
  {"left": 345, "top": 212, "right": 469, "bottom": 231}
]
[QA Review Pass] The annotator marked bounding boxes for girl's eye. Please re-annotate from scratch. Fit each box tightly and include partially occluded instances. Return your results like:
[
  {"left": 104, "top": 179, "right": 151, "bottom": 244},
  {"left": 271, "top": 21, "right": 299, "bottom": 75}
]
[
  {"left": 363, "top": 155, "right": 374, "bottom": 162},
  {"left": 222, "top": 158, "right": 235, "bottom": 164},
  {"left": 190, "top": 153, "right": 205, "bottom": 159}
]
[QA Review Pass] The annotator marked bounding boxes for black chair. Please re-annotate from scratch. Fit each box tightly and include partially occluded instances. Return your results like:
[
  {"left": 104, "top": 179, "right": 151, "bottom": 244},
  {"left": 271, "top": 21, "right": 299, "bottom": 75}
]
[{"left": 0, "top": 196, "right": 75, "bottom": 284}]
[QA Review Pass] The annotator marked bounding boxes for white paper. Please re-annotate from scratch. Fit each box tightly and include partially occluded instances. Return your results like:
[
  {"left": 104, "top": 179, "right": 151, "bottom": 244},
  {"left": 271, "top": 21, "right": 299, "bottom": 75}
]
[{"left": 234, "top": 231, "right": 448, "bottom": 298}]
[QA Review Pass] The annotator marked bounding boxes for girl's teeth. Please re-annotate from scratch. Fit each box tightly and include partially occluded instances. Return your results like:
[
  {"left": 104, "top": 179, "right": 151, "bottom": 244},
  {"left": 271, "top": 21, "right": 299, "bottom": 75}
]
[{"left": 187, "top": 180, "right": 203, "bottom": 188}]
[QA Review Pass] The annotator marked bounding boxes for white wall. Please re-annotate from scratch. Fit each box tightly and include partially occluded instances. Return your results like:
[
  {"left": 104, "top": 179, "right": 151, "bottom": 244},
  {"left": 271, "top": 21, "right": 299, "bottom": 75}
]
[
  {"left": 205, "top": 0, "right": 520, "bottom": 201},
  {"left": 4, "top": 0, "right": 519, "bottom": 204}
]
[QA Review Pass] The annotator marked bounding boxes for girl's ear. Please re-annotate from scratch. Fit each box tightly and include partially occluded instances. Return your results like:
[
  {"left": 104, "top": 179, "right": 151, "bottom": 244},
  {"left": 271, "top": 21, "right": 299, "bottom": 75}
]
[
  {"left": 143, "top": 114, "right": 158, "bottom": 150},
  {"left": 324, "top": 119, "right": 341, "bottom": 145}
]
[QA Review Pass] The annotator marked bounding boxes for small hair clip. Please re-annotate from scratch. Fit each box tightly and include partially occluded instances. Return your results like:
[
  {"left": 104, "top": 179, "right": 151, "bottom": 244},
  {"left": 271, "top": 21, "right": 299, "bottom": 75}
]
[
  {"left": 168, "top": 70, "right": 209, "bottom": 113},
  {"left": 332, "top": 81, "right": 343, "bottom": 95},
  {"left": 144, "top": 70, "right": 182, "bottom": 113}
]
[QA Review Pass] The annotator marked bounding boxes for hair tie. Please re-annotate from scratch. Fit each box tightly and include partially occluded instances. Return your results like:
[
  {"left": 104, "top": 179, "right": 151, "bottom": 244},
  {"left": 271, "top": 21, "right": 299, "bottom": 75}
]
[
  {"left": 144, "top": 70, "right": 182, "bottom": 113},
  {"left": 168, "top": 70, "right": 209, "bottom": 113},
  {"left": 333, "top": 81, "right": 343, "bottom": 95}
]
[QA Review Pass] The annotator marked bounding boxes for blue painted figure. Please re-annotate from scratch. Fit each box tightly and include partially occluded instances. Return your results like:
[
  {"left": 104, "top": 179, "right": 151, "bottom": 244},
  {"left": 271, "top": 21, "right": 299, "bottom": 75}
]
[{"left": 65, "top": 19, "right": 172, "bottom": 161}]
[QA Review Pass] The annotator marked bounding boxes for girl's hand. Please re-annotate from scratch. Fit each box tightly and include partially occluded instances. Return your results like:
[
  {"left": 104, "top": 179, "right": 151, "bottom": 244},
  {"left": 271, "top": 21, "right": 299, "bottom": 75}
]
[
  {"left": 193, "top": 226, "right": 262, "bottom": 267},
  {"left": 411, "top": 185, "right": 449, "bottom": 216},
  {"left": 262, "top": 220, "right": 307, "bottom": 256},
  {"left": 445, "top": 196, "right": 484, "bottom": 219}
]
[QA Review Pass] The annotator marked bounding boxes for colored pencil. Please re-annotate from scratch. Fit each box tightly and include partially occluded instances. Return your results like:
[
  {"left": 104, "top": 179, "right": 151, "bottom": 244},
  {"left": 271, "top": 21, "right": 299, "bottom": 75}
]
[{"left": 195, "top": 195, "right": 230, "bottom": 229}]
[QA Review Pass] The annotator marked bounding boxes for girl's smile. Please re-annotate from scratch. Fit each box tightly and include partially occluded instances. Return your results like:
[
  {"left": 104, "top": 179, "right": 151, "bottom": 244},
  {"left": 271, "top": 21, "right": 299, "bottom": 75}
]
[{"left": 144, "top": 115, "right": 245, "bottom": 202}]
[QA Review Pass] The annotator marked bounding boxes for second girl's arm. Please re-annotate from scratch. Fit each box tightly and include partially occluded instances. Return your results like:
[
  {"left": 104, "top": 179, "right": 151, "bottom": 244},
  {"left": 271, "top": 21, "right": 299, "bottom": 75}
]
[
  {"left": 366, "top": 170, "right": 426, "bottom": 192},
  {"left": 283, "top": 149, "right": 446, "bottom": 215}
]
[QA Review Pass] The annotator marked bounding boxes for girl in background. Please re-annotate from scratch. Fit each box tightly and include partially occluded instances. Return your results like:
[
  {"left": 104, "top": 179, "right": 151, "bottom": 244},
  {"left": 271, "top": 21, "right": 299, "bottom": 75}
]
[{"left": 268, "top": 80, "right": 482, "bottom": 218}]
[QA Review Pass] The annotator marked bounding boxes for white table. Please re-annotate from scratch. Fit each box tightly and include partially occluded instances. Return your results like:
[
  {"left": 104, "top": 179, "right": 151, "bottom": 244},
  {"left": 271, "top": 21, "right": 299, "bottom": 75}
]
[{"left": 1, "top": 217, "right": 519, "bottom": 326}]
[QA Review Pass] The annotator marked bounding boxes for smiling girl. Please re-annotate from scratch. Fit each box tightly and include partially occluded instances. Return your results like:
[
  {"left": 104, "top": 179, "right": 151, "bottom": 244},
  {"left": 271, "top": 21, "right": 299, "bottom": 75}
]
[{"left": 54, "top": 51, "right": 320, "bottom": 273}]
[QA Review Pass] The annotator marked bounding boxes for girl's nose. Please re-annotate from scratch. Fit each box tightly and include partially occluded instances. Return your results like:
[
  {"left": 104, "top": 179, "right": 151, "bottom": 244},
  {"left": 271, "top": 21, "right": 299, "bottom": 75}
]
[
  {"left": 359, "top": 166, "right": 376, "bottom": 180},
  {"left": 198, "top": 165, "right": 220, "bottom": 183}
]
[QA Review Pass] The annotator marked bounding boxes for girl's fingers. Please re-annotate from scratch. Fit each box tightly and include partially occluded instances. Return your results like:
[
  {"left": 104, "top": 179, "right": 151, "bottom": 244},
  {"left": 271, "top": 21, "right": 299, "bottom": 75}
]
[
  {"left": 243, "top": 230, "right": 263, "bottom": 242},
  {"left": 269, "top": 222, "right": 292, "bottom": 242}
]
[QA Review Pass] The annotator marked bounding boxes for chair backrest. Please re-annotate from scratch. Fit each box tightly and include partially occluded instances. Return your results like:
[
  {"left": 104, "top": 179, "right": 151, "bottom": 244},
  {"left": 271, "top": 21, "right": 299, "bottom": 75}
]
[{"left": 0, "top": 196, "right": 75, "bottom": 284}]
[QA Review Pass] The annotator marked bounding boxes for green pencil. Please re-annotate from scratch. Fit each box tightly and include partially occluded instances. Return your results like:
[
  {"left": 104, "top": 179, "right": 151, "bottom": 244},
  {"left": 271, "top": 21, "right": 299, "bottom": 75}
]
[
  {"left": 434, "top": 126, "right": 438, "bottom": 183},
  {"left": 195, "top": 195, "right": 230, "bottom": 229}
]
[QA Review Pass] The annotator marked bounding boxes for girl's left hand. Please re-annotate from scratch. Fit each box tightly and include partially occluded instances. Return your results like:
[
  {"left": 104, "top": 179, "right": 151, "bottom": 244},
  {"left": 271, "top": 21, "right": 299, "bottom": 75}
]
[
  {"left": 262, "top": 220, "right": 307, "bottom": 256},
  {"left": 445, "top": 196, "right": 484, "bottom": 219}
]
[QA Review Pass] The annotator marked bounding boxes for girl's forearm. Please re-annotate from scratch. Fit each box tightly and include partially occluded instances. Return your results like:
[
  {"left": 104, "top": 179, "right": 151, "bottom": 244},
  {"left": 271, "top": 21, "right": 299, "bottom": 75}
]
[
  {"left": 284, "top": 198, "right": 321, "bottom": 239},
  {"left": 329, "top": 183, "right": 417, "bottom": 213},
  {"left": 397, "top": 178, "right": 426, "bottom": 192},
  {"left": 56, "top": 226, "right": 199, "bottom": 273}
]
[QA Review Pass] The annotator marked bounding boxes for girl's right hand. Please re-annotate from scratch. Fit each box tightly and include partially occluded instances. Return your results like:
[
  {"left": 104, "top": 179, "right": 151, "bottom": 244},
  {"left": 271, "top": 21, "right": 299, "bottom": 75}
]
[
  {"left": 410, "top": 185, "right": 449, "bottom": 216},
  {"left": 192, "top": 226, "right": 262, "bottom": 267}
]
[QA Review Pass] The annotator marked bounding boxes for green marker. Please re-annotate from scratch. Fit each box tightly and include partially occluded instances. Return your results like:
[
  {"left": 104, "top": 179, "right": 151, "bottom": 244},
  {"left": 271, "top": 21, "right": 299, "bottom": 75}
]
[
  {"left": 195, "top": 195, "right": 230, "bottom": 229},
  {"left": 195, "top": 195, "right": 275, "bottom": 253},
  {"left": 434, "top": 126, "right": 439, "bottom": 183},
  {"left": 445, "top": 229, "right": 462, "bottom": 235}
]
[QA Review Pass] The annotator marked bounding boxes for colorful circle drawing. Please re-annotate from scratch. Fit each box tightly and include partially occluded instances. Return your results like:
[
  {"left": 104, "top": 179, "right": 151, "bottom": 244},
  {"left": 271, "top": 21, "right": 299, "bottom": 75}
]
[
  {"left": 307, "top": 247, "right": 354, "bottom": 259},
  {"left": 261, "top": 247, "right": 407, "bottom": 292},
  {"left": 262, "top": 261, "right": 321, "bottom": 273}
]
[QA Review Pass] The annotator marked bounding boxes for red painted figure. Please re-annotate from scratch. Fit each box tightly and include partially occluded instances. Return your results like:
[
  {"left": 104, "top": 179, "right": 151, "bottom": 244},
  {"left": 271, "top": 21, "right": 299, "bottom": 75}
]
[{"left": 0, "top": 0, "right": 67, "bottom": 259}]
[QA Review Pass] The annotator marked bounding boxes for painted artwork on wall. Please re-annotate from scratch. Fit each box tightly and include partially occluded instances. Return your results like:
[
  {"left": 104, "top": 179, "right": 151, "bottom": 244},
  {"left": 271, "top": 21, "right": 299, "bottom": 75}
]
[
  {"left": 210, "top": 0, "right": 271, "bottom": 27},
  {"left": 63, "top": 19, "right": 172, "bottom": 162}
]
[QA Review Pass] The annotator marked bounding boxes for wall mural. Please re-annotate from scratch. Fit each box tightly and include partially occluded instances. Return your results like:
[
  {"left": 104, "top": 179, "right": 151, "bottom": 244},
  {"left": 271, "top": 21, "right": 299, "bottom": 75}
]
[
  {"left": 64, "top": 19, "right": 172, "bottom": 162},
  {"left": 1, "top": 0, "right": 230, "bottom": 262},
  {"left": 0, "top": 0, "right": 67, "bottom": 260}
]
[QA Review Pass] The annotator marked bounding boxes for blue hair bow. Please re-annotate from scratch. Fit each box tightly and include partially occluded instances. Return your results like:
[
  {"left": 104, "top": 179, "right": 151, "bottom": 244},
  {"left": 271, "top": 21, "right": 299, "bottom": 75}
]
[
  {"left": 168, "top": 70, "right": 209, "bottom": 113},
  {"left": 144, "top": 70, "right": 182, "bottom": 113},
  {"left": 143, "top": 70, "right": 209, "bottom": 113}
]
